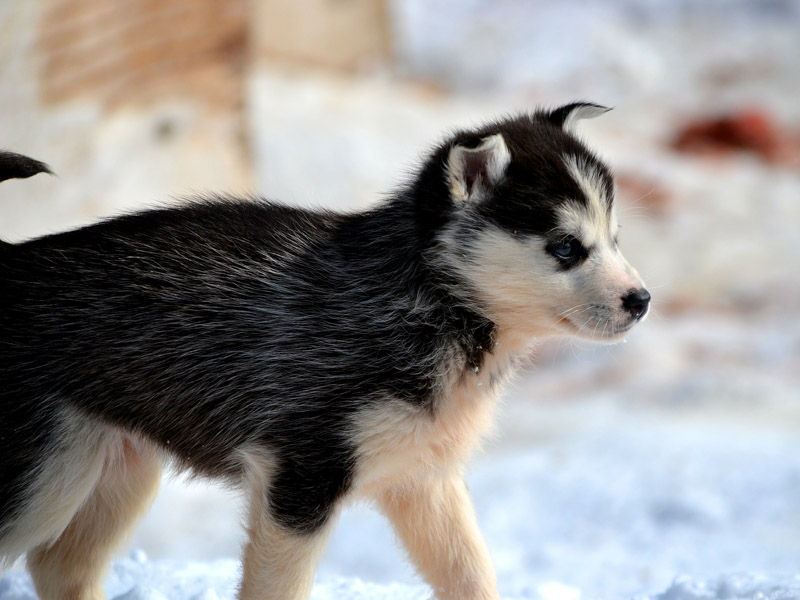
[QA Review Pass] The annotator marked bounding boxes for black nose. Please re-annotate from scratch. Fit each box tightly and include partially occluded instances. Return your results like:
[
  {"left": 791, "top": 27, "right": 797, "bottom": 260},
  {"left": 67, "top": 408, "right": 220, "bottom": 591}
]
[{"left": 621, "top": 288, "right": 651, "bottom": 319}]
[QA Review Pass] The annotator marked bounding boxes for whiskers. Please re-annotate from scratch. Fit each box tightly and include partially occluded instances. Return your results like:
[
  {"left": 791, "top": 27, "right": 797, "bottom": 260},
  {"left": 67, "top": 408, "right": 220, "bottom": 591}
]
[{"left": 557, "top": 302, "right": 594, "bottom": 323}]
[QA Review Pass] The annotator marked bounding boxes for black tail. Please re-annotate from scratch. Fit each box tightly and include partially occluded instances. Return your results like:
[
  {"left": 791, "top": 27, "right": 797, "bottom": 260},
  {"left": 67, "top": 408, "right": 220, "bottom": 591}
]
[
  {"left": 0, "top": 150, "right": 53, "bottom": 183},
  {"left": 1, "top": 150, "right": 52, "bottom": 245}
]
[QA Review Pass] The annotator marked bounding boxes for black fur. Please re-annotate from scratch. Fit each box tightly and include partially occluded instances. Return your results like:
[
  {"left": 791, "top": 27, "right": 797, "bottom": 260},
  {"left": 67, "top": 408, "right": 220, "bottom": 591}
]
[
  {"left": 0, "top": 151, "right": 52, "bottom": 183},
  {"left": 0, "top": 199, "right": 495, "bottom": 533}
]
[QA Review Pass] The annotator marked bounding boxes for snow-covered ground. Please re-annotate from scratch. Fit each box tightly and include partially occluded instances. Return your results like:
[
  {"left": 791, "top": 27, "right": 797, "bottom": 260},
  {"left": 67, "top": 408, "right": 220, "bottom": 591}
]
[{"left": 2, "top": 0, "right": 800, "bottom": 598}]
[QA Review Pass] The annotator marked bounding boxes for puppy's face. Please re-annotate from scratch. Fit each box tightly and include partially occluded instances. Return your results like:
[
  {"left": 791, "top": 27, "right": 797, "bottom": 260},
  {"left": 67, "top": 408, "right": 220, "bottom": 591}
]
[{"left": 439, "top": 103, "right": 649, "bottom": 343}]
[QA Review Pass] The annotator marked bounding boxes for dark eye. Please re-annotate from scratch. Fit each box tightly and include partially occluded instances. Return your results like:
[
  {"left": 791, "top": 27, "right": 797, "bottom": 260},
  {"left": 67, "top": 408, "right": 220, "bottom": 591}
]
[{"left": 550, "top": 237, "right": 581, "bottom": 260}]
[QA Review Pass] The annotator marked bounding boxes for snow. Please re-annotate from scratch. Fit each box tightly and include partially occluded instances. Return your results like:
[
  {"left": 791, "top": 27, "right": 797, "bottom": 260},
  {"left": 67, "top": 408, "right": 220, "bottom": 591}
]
[{"left": 4, "top": 566, "right": 800, "bottom": 600}]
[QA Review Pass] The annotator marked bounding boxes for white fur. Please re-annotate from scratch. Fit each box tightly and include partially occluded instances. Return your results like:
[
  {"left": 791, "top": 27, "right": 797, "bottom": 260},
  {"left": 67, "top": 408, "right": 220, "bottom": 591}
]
[
  {"left": 562, "top": 154, "right": 614, "bottom": 242},
  {"left": 439, "top": 200, "right": 644, "bottom": 344},
  {"left": 0, "top": 413, "right": 112, "bottom": 566},
  {"left": 0, "top": 412, "right": 163, "bottom": 599},
  {"left": 561, "top": 104, "right": 611, "bottom": 135}
]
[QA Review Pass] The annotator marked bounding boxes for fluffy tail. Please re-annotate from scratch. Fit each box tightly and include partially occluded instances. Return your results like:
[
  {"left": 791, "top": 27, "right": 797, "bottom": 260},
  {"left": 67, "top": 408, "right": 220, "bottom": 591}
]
[{"left": 0, "top": 150, "right": 53, "bottom": 183}]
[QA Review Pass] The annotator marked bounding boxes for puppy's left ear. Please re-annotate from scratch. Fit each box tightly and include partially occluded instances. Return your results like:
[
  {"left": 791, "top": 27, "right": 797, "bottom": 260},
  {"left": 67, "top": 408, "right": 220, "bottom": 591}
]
[
  {"left": 548, "top": 102, "right": 611, "bottom": 134},
  {"left": 447, "top": 134, "right": 511, "bottom": 204}
]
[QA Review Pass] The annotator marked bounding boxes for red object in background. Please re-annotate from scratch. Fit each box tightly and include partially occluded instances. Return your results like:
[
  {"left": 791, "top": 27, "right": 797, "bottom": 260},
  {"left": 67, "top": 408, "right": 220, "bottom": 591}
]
[{"left": 672, "top": 107, "right": 780, "bottom": 160}]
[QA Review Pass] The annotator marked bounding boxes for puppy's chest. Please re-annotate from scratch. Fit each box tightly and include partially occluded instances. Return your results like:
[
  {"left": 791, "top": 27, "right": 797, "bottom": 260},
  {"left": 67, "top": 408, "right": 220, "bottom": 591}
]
[{"left": 351, "top": 346, "right": 515, "bottom": 495}]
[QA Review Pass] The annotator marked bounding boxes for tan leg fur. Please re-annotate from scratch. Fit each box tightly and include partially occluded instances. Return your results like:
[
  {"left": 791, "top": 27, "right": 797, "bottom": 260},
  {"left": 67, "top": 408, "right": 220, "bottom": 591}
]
[
  {"left": 238, "top": 451, "right": 336, "bottom": 600},
  {"left": 378, "top": 470, "right": 501, "bottom": 600},
  {"left": 27, "top": 437, "right": 161, "bottom": 600},
  {"left": 239, "top": 509, "right": 335, "bottom": 600}
]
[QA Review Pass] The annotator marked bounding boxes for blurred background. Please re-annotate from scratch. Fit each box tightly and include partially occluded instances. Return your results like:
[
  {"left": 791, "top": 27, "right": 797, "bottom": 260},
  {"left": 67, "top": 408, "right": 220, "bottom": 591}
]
[{"left": 1, "top": 1, "right": 799, "bottom": 598}]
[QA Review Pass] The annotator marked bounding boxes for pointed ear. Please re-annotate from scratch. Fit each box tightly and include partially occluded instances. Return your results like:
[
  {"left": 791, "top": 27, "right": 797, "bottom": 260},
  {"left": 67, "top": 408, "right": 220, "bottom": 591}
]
[
  {"left": 447, "top": 134, "right": 511, "bottom": 203},
  {"left": 0, "top": 150, "right": 53, "bottom": 183},
  {"left": 548, "top": 102, "right": 611, "bottom": 134}
]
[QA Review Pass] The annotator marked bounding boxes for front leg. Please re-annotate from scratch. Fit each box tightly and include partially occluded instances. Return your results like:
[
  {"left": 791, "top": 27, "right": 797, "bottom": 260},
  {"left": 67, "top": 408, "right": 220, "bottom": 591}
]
[
  {"left": 238, "top": 454, "right": 346, "bottom": 600},
  {"left": 239, "top": 504, "right": 335, "bottom": 600},
  {"left": 378, "top": 469, "right": 501, "bottom": 600}
]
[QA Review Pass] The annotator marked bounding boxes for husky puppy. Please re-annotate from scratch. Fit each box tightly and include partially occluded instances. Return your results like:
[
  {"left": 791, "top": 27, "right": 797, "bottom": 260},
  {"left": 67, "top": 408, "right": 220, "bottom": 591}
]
[{"left": 0, "top": 103, "right": 649, "bottom": 600}]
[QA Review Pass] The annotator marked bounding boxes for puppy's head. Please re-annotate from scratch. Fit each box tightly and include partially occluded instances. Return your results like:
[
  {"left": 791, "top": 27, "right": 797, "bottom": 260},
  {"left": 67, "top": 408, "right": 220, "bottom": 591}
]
[{"left": 436, "top": 103, "right": 649, "bottom": 343}]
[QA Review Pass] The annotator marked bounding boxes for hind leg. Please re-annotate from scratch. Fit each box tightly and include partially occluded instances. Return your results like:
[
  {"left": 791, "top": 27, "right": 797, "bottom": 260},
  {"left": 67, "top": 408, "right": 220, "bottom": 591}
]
[{"left": 27, "top": 436, "right": 161, "bottom": 600}]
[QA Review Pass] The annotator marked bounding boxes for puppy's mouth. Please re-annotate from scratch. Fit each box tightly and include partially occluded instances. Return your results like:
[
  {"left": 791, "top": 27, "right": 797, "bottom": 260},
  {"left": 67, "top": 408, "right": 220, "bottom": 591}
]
[{"left": 557, "top": 313, "right": 639, "bottom": 341}]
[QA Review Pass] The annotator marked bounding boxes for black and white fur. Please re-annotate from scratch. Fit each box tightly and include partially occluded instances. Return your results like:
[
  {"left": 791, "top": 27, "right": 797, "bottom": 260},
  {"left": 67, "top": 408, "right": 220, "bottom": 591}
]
[{"left": 0, "top": 103, "right": 650, "bottom": 600}]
